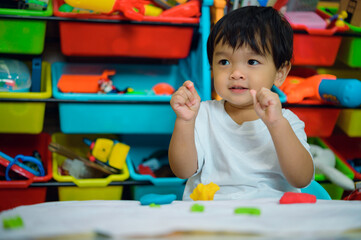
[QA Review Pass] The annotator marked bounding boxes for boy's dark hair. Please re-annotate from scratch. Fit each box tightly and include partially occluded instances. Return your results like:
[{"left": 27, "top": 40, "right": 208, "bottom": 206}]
[{"left": 207, "top": 6, "right": 293, "bottom": 69}]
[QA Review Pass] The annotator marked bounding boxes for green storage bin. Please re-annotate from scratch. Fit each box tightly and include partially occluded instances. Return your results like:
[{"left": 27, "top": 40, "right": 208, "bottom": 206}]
[
  {"left": 308, "top": 137, "right": 354, "bottom": 200},
  {"left": 0, "top": 0, "right": 53, "bottom": 54},
  {"left": 319, "top": 7, "right": 361, "bottom": 67},
  {"left": 0, "top": 61, "right": 52, "bottom": 133}
]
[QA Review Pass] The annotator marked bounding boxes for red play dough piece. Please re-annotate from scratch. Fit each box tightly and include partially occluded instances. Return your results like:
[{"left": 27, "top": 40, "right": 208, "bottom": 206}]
[{"left": 279, "top": 192, "right": 317, "bottom": 204}]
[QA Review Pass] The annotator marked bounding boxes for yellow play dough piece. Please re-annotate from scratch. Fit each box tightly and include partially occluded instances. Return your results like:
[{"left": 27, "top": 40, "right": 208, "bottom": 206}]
[{"left": 190, "top": 182, "right": 220, "bottom": 201}]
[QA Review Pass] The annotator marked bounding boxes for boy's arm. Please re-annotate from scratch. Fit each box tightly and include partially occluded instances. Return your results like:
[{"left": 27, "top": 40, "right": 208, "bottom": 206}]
[
  {"left": 251, "top": 88, "right": 313, "bottom": 188},
  {"left": 168, "top": 81, "right": 201, "bottom": 179},
  {"left": 268, "top": 118, "right": 314, "bottom": 188},
  {"left": 169, "top": 119, "right": 198, "bottom": 179}
]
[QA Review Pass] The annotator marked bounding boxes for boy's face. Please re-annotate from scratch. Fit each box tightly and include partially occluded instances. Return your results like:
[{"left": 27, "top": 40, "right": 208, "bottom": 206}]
[{"left": 212, "top": 42, "right": 289, "bottom": 109}]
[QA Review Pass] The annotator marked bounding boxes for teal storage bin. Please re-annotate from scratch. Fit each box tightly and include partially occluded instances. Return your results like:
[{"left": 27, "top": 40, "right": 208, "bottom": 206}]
[
  {"left": 51, "top": 2, "right": 211, "bottom": 134},
  {"left": 0, "top": 0, "right": 53, "bottom": 54},
  {"left": 123, "top": 134, "right": 185, "bottom": 200}
]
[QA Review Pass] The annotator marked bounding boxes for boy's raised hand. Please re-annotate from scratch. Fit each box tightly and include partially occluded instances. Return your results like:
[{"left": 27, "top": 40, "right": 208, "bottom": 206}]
[
  {"left": 170, "top": 80, "right": 201, "bottom": 121},
  {"left": 250, "top": 88, "right": 284, "bottom": 126}
]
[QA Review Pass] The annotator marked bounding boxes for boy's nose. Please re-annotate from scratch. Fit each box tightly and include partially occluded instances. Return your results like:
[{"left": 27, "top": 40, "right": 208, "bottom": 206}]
[{"left": 230, "top": 68, "right": 245, "bottom": 80}]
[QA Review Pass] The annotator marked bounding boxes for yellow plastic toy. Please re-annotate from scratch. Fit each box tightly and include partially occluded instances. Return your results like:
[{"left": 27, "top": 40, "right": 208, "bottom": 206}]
[
  {"left": 190, "top": 182, "right": 220, "bottom": 201},
  {"left": 85, "top": 138, "right": 130, "bottom": 170}
]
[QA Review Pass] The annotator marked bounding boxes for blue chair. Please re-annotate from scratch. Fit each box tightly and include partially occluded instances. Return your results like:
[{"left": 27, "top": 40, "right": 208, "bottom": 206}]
[{"left": 301, "top": 180, "right": 332, "bottom": 200}]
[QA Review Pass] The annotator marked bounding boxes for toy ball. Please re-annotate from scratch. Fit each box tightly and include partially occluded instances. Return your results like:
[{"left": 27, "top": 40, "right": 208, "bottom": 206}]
[
  {"left": 152, "top": 83, "right": 175, "bottom": 95},
  {"left": 0, "top": 58, "right": 31, "bottom": 92}
]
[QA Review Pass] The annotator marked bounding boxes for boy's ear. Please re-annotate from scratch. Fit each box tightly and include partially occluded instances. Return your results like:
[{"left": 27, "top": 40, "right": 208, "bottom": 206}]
[{"left": 274, "top": 62, "right": 291, "bottom": 87}]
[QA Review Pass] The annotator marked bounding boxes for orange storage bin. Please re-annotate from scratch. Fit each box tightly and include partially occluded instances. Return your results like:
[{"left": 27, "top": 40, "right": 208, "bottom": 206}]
[
  {"left": 289, "top": 10, "right": 348, "bottom": 66},
  {"left": 53, "top": 0, "right": 200, "bottom": 58},
  {"left": 0, "top": 133, "right": 52, "bottom": 211},
  {"left": 322, "top": 129, "right": 361, "bottom": 180}
]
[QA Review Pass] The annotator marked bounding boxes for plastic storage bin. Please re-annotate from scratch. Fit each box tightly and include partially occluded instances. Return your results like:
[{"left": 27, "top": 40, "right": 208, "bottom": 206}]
[
  {"left": 319, "top": 7, "right": 361, "bottom": 67},
  {"left": 0, "top": 133, "right": 52, "bottom": 211},
  {"left": 308, "top": 137, "right": 354, "bottom": 200},
  {"left": 0, "top": 0, "right": 53, "bottom": 54},
  {"left": 288, "top": 9, "right": 348, "bottom": 66},
  {"left": 289, "top": 105, "right": 340, "bottom": 137},
  {"left": 53, "top": 0, "right": 201, "bottom": 58},
  {"left": 0, "top": 61, "right": 52, "bottom": 134},
  {"left": 322, "top": 129, "right": 361, "bottom": 180},
  {"left": 122, "top": 134, "right": 186, "bottom": 200},
  {"left": 51, "top": 0, "right": 211, "bottom": 134},
  {"left": 52, "top": 133, "right": 129, "bottom": 201}
]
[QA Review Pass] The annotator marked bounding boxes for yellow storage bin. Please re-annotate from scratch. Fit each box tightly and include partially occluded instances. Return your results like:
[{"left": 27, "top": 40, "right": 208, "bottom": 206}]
[
  {"left": 337, "top": 109, "right": 361, "bottom": 137},
  {"left": 0, "top": 62, "right": 52, "bottom": 133},
  {"left": 52, "top": 133, "right": 130, "bottom": 201}
]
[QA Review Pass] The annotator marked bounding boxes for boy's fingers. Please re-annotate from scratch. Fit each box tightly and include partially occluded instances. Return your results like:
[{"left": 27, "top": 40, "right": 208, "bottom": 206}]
[
  {"left": 185, "top": 81, "right": 200, "bottom": 103},
  {"left": 250, "top": 89, "right": 257, "bottom": 106}
]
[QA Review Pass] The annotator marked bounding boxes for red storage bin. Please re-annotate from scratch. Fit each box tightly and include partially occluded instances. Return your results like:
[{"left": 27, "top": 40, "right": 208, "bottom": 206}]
[
  {"left": 322, "top": 128, "right": 361, "bottom": 180},
  {"left": 53, "top": 0, "right": 200, "bottom": 58},
  {"left": 0, "top": 134, "right": 52, "bottom": 211},
  {"left": 288, "top": 10, "right": 349, "bottom": 66},
  {"left": 287, "top": 102, "right": 340, "bottom": 137}
]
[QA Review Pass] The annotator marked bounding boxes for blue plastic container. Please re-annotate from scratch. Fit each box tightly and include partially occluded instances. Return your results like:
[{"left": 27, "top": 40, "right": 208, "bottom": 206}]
[
  {"left": 51, "top": 1, "right": 212, "bottom": 134},
  {"left": 122, "top": 134, "right": 185, "bottom": 200}
]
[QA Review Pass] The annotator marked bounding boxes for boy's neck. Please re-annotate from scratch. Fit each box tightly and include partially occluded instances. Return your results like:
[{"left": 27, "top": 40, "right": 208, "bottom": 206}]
[{"left": 224, "top": 101, "right": 259, "bottom": 125}]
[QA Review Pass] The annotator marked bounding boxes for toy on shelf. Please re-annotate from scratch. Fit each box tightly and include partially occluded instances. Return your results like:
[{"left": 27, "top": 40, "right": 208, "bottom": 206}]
[
  {"left": 57, "top": 70, "right": 116, "bottom": 93},
  {"left": 0, "top": 151, "right": 45, "bottom": 181},
  {"left": 83, "top": 138, "right": 130, "bottom": 170},
  {"left": 280, "top": 74, "right": 361, "bottom": 108},
  {"left": 153, "top": 0, "right": 188, "bottom": 9},
  {"left": 160, "top": 0, "right": 200, "bottom": 18},
  {"left": 310, "top": 144, "right": 355, "bottom": 191},
  {"left": 152, "top": 82, "right": 175, "bottom": 95},
  {"left": 0, "top": 58, "right": 31, "bottom": 92},
  {"left": 64, "top": 0, "right": 149, "bottom": 21},
  {"left": 326, "top": 10, "right": 348, "bottom": 28},
  {"left": 190, "top": 182, "right": 220, "bottom": 201},
  {"left": 48, "top": 142, "right": 120, "bottom": 176}
]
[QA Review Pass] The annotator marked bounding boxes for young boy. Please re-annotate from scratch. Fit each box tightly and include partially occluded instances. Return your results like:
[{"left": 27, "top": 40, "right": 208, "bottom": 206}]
[{"left": 168, "top": 6, "right": 314, "bottom": 200}]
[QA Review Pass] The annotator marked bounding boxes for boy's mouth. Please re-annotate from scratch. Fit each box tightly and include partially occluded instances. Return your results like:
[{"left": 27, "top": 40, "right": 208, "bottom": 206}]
[{"left": 229, "top": 86, "right": 248, "bottom": 93}]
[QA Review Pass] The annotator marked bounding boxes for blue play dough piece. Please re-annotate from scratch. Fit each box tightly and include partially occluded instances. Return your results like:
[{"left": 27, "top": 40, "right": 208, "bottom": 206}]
[{"left": 140, "top": 193, "right": 177, "bottom": 205}]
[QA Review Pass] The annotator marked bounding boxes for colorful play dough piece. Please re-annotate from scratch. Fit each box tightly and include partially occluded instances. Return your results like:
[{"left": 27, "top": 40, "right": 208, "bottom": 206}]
[
  {"left": 234, "top": 207, "right": 261, "bottom": 216},
  {"left": 190, "top": 182, "right": 220, "bottom": 201},
  {"left": 279, "top": 192, "right": 317, "bottom": 204},
  {"left": 2, "top": 216, "right": 24, "bottom": 229},
  {"left": 190, "top": 203, "right": 205, "bottom": 212},
  {"left": 139, "top": 193, "right": 177, "bottom": 205}
]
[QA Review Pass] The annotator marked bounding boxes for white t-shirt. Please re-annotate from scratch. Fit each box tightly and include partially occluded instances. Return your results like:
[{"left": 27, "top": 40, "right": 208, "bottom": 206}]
[{"left": 183, "top": 99, "right": 313, "bottom": 200}]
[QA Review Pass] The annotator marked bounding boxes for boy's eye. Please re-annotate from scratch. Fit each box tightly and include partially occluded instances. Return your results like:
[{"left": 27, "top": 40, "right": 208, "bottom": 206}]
[
  {"left": 248, "top": 59, "right": 259, "bottom": 65},
  {"left": 218, "top": 59, "right": 230, "bottom": 65}
]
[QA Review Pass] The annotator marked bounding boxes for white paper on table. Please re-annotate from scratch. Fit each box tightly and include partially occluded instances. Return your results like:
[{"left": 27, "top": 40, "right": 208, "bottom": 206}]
[{"left": 1, "top": 199, "right": 361, "bottom": 239}]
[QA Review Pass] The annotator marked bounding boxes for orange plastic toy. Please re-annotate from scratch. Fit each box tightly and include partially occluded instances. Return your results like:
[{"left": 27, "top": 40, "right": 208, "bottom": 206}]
[
  {"left": 160, "top": 0, "right": 200, "bottom": 18},
  {"left": 280, "top": 74, "right": 336, "bottom": 103},
  {"left": 65, "top": 0, "right": 150, "bottom": 21},
  {"left": 57, "top": 70, "right": 116, "bottom": 93}
]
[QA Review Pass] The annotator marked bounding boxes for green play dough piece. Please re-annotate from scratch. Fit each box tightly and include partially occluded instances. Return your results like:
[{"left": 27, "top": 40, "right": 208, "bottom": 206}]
[
  {"left": 190, "top": 203, "right": 205, "bottom": 212},
  {"left": 234, "top": 207, "right": 261, "bottom": 216},
  {"left": 3, "top": 216, "right": 24, "bottom": 229},
  {"left": 149, "top": 203, "right": 161, "bottom": 208}
]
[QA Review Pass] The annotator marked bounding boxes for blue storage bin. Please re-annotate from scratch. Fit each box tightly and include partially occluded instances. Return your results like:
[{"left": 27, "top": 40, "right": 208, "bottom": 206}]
[
  {"left": 51, "top": 2, "right": 211, "bottom": 134},
  {"left": 123, "top": 134, "right": 185, "bottom": 200}
]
